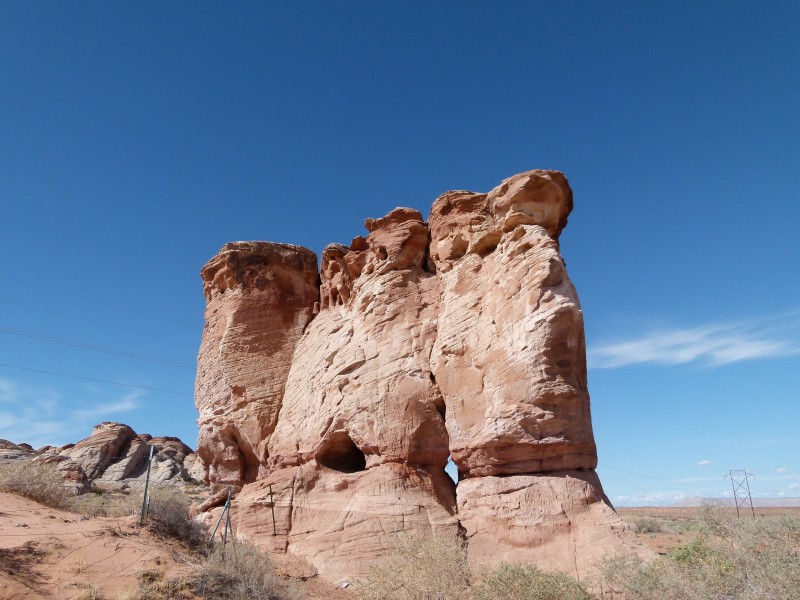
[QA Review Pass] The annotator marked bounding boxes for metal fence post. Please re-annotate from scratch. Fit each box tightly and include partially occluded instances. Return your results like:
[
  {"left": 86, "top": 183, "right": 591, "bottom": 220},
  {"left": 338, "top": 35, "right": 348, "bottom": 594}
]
[{"left": 139, "top": 445, "right": 154, "bottom": 525}]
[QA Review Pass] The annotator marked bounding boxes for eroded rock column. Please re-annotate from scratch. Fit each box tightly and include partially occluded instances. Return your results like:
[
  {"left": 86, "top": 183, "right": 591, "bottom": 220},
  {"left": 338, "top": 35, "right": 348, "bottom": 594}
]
[
  {"left": 429, "top": 170, "right": 633, "bottom": 579},
  {"left": 195, "top": 242, "right": 319, "bottom": 487}
]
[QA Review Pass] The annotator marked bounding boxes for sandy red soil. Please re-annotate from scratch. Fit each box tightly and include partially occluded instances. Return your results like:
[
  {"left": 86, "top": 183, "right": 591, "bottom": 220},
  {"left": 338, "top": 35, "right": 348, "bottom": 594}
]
[
  {"left": 0, "top": 491, "right": 351, "bottom": 600},
  {"left": 0, "top": 491, "right": 193, "bottom": 599}
]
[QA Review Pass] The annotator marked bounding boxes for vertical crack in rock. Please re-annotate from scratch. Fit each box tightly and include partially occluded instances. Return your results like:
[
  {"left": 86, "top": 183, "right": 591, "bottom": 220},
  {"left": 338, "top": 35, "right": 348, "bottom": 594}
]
[{"left": 195, "top": 170, "right": 650, "bottom": 582}]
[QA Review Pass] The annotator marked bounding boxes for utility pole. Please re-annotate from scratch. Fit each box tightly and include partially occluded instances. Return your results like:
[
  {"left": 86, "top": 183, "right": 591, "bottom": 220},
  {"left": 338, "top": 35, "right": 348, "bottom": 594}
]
[{"left": 725, "top": 469, "right": 755, "bottom": 518}]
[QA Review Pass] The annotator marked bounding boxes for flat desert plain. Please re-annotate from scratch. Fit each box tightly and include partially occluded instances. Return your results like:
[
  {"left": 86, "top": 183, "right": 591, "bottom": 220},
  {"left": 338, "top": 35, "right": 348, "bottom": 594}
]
[{"left": 618, "top": 506, "right": 800, "bottom": 554}]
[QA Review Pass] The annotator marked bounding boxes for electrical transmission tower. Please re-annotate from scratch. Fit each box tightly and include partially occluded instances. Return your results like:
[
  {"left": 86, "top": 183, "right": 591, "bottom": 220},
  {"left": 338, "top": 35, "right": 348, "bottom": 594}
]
[{"left": 725, "top": 469, "right": 755, "bottom": 518}]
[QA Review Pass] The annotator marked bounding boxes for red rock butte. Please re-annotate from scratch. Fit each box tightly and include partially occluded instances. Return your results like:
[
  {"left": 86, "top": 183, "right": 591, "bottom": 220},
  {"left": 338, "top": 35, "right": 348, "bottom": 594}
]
[{"left": 194, "top": 169, "right": 644, "bottom": 583}]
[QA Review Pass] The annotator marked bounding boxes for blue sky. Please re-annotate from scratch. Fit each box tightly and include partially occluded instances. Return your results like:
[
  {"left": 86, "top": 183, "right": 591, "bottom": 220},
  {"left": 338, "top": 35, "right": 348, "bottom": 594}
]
[{"left": 1, "top": 2, "right": 798, "bottom": 506}]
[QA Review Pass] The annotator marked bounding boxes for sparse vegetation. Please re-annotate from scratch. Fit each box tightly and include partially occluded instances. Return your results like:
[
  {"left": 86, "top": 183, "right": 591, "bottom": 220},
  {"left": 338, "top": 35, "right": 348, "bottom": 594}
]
[
  {"left": 135, "top": 542, "right": 302, "bottom": 600},
  {"left": 356, "top": 534, "right": 591, "bottom": 600},
  {"left": 4, "top": 469, "right": 798, "bottom": 600},
  {"left": 0, "top": 460, "right": 73, "bottom": 509},
  {"left": 143, "top": 488, "right": 207, "bottom": 548},
  {"left": 72, "top": 584, "right": 104, "bottom": 600},
  {"left": 602, "top": 506, "right": 800, "bottom": 600},
  {"left": 473, "top": 563, "right": 591, "bottom": 600},
  {"left": 627, "top": 516, "right": 664, "bottom": 534},
  {"left": 357, "top": 533, "right": 472, "bottom": 600},
  {"left": 77, "top": 489, "right": 143, "bottom": 518}
]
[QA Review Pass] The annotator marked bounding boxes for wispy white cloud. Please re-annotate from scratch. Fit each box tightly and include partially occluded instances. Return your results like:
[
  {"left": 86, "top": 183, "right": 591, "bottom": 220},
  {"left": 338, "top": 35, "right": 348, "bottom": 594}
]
[
  {"left": 697, "top": 459, "right": 712, "bottom": 466},
  {"left": 588, "top": 310, "right": 800, "bottom": 369},
  {"left": 777, "top": 467, "right": 789, "bottom": 474},
  {"left": 71, "top": 390, "right": 143, "bottom": 423},
  {"left": 0, "top": 378, "right": 144, "bottom": 447},
  {"left": 613, "top": 491, "right": 691, "bottom": 506}
]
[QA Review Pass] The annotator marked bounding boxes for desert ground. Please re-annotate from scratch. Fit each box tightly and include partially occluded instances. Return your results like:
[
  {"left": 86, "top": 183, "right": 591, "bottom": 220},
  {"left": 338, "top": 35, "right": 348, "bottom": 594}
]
[
  {"left": 0, "top": 490, "right": 350, "bottom": 600},
  {"left": 2, "top": 486, "right": 798, "bottom": 599},
  {"left": 617, "top": 506, "right": 800, "bottom": 555}
]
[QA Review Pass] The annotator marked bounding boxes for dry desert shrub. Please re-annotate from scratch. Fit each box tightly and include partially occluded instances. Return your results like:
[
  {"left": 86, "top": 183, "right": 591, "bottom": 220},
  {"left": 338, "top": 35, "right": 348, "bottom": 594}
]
[
  {"left": 71, "top": 584, "right": 104, "bottom": 600},
  {"left": 601, "top": 506, "right": 800, "bottom": 600},
  {"left": 135, "top": 543, "right": 301, "bottom": 600},
  {"left": 143, "top": 488, "right": 207, "bottom": 548},
  {"left": 472, "top": 563, "right": 591, "bottom": 600},
  {"left": 626, "top": 516, "right": 664, "bottom": 534},
  {"left": 71, "top": 489, "right": 141, "bottom": 518},
  {"left": 356, "top": 533, "right": 472, "bottom": 600},
  {"left": 0, "top": 460, "right": 73, "bottom": 509},
  {"left": 356, "top": 533, "right": 593, "bottom": 600}
]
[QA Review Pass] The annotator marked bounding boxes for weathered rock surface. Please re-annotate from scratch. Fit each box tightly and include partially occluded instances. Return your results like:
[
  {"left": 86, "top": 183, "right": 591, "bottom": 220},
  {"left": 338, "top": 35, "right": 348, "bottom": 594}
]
[
  {"left": 5, "top": 422, "right": 203, "bottom": 493},
  {"left": 195, "top": 241, "right": 319, "bottom": 487},
  {"left": 0, "top": 439, "right": 33, "bottom": 462},
  {"left": 195, "top": 170, "right": 645, "bottom": 581},
  {"left": 428, "top": 171, "right": 596, "bottom": 477},
  {"left": 233, "top": 462, "right": 459, "bottom": 580},
  {"left": 457, "top": 471, "right": 632, "bottom": 579}
]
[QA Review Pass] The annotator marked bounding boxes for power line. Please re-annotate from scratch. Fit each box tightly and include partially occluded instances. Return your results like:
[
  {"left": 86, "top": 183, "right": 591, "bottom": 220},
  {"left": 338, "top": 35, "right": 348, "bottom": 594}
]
[
  {"left": 0, "top": 274, "right": 196, "bottom": 328},
  {"left": 597, "top": 462, "right": 671, "bottom": 482},
  {"left": 0, "top": 362, "right": 191, "bottom": 396},
  {"left": 0, "top": 325, "right": 194, "bottom": 369},
  {"left": 0, "top": 298, "right": 192, "bottom": 344}
]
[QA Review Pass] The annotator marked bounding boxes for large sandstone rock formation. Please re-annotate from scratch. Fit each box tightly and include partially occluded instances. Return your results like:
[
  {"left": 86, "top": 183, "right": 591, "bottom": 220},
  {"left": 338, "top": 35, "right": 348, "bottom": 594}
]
[{"left": 195, "top": 170, "right": 642, "bottom": 582}]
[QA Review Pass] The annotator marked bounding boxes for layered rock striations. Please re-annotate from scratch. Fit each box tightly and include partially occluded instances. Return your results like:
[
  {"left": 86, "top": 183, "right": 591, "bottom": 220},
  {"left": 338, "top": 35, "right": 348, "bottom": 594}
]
[
  {"left": 5, "top": 422, "right": 204, "bottom": 493},
  {"left": 195, "top": 170, "right": 642, "bottom": 581},
  {"left": 195, "top": 242, "right": 319, "bottom": 486}
]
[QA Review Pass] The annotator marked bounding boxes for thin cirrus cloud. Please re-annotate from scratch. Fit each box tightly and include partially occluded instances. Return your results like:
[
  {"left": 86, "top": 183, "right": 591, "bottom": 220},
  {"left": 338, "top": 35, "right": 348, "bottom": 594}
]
[
  {"left": 588, "top": 310, "right": 800, "bottom": 369},
  {"left": 70, "top": 391, "right": 143, "bottom": 422},
  {"left": 0, "top": 377, "right": 143, "bottom": 447}
]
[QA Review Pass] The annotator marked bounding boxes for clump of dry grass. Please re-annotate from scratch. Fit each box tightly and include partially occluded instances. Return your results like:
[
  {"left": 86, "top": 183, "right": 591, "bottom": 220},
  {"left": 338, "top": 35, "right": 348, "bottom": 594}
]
[
  {"left": 602, "top": 506, "right": 800, "bottom": 600},
  {"left": 135, "top": 543, "right": 301, "bottom": 600},
  {"left": 473, "top": 563, "right": 591, "bottom": 600},
  {"left": 356, "top": 533, "right": 472, "bottom": 600},
  {"left": 0, "top": 460, "right": 73, "bottom": 509}
]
